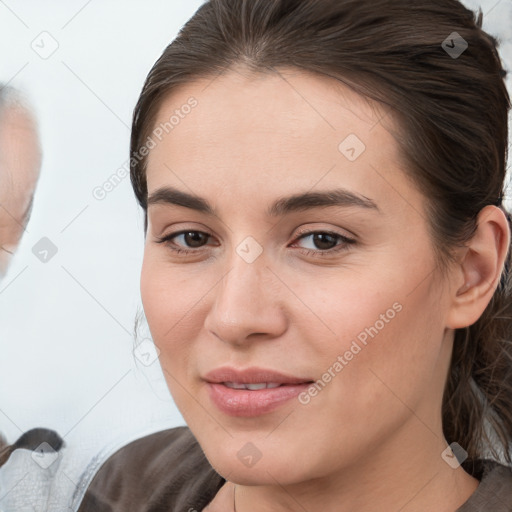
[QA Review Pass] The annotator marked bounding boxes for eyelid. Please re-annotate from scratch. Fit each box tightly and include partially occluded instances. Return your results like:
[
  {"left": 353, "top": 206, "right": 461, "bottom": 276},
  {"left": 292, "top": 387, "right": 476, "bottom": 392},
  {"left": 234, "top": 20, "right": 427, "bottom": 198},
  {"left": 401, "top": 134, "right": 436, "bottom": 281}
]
[
  {"left": 153, "top": 216, "right": 357, "bottom": 242},
  {"left": 155, "top": 228, "right": 215, "bottom": 246},
  {"left": 289, "top": 229, "right": 356, "bottom": 258},
  {"left": 155, "top": 224, "right": 356, "bottom": 244},
  {"left": 292, "top": 225, "right": 357, "bottom": 242},
  {"left": 0, "top": 246, "right": 14, "bottom": 255},
  {"left": 155, "top": 225, "right": 356, "bottom": 259}
]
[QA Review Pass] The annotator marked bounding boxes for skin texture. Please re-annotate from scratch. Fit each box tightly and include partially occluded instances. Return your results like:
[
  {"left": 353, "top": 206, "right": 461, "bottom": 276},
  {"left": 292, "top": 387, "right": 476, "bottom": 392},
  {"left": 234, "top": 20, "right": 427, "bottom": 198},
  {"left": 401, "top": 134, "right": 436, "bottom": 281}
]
[
  {"left": 141, "top": 67, "right": 509, "bottom": 512},
  {"left": 0, "top": 103, "right": 41, "bottom": 277}
]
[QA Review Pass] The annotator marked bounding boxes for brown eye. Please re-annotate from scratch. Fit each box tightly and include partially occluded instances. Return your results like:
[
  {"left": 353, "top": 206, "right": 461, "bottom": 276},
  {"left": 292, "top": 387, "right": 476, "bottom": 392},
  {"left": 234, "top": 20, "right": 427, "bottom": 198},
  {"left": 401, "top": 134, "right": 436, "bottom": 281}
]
[
  {"left": 310, "top": 233, "right": 339, "bottom": 250},
  {"left": 180, "top": 231, "right": 209, "bottom": 248},
  {"left": 291, "top": 230, "right": 356, "bottom": 259},
  {"left": 155, "top": 230, "right": 214, "bottom": 255}
]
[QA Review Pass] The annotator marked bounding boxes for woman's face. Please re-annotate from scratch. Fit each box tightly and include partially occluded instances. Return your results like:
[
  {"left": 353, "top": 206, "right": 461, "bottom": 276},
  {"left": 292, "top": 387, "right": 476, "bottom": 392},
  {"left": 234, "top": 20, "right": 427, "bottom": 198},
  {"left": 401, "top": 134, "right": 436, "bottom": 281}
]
[{"left": 141, "top": 68, "right": 457, "bottom": 485}]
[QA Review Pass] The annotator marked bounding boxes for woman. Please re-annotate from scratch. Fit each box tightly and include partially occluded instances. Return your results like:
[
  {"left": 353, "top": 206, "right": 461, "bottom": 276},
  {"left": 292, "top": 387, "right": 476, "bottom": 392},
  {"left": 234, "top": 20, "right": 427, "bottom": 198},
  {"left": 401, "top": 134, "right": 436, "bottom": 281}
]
[{"left": 76, "top": 0, "right": 512, "bottom": 510}]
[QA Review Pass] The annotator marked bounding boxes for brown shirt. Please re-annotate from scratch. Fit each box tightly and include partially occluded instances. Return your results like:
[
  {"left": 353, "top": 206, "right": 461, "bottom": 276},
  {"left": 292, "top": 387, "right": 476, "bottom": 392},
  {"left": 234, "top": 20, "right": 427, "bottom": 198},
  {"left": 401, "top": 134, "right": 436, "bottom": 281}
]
[{"left": 76, "top": 426, "right": 512, "bottom": 512}]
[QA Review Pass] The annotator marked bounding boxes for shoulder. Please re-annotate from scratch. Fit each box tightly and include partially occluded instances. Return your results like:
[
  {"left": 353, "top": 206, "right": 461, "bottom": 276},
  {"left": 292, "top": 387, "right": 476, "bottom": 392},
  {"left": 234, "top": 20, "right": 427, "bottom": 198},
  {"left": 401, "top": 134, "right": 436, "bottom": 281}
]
[
  {"left": 76, "top": 426, "right": 225, "bottom": 512},
  {"left": 457, "top": 459, "right": 512, "bottom": 512}
]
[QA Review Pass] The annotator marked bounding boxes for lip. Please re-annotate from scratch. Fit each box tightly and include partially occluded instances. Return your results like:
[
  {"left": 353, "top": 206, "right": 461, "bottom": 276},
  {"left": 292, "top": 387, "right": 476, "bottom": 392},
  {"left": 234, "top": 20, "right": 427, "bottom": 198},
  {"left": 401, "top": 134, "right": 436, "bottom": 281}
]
[
  {"left": 203, "top": 366, "right": 314, "bottom": 417},
  {"left": 203, "top": 366, "right": 312, "bottom": 385}
]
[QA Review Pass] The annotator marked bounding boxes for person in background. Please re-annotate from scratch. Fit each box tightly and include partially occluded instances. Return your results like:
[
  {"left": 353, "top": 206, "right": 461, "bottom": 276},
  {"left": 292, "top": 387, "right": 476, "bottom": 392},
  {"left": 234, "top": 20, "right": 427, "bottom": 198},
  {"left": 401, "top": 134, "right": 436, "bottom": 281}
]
[
  {"left": 0, "top": 84, "right": 63, "bottom": 508},
  {"left": 0, "top": 84, "right": 41, "bottom": 278}
]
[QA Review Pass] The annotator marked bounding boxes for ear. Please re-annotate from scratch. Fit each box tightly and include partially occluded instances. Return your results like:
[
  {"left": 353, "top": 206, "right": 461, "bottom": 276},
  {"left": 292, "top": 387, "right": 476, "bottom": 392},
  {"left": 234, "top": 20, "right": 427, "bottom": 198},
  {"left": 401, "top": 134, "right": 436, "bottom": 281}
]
[{"left": 446, "top": 205, "right": 510, "bottom": 329}]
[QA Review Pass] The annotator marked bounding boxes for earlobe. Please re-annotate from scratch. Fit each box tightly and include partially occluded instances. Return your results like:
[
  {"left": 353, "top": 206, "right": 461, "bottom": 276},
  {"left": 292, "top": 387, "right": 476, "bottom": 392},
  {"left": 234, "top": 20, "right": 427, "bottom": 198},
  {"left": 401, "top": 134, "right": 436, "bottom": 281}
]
[{"left": 447, "top": 205, "right": 510, "bottom": 329}]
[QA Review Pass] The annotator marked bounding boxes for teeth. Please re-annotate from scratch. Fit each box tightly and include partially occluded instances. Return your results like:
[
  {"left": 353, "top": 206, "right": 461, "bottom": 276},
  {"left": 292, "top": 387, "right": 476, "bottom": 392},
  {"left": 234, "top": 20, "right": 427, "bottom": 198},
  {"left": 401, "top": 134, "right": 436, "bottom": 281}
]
[
  {"left": 246, "top": 383, "right": 267, "bottom": 390},
  {"left": 224, "top": 382, "right": 282, "bottom": 390},
  {"left": 224, "top": 382, "right": 248, "bottom": 390}
]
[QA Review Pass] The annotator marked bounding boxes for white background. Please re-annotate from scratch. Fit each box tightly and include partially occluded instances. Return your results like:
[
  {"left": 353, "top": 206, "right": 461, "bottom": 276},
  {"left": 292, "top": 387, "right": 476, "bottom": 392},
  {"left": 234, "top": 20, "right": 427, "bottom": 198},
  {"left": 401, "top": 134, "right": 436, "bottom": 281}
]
[{"left": 0, "top": 0, "right": 510, "bottom": 508}]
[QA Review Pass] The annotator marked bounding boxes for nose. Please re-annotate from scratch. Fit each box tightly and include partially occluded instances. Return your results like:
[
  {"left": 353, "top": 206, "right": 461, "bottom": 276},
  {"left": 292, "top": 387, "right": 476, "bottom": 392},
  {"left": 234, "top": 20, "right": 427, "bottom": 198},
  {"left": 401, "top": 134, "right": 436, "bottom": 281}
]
[{"left": 203, "top": 248, "right": 287, "bottom": 346}]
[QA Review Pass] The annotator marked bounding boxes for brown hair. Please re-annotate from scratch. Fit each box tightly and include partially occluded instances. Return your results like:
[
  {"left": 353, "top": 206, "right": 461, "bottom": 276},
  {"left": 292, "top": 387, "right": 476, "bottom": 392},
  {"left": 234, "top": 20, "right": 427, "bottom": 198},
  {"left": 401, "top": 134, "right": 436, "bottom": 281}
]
[{"left": 130, "top": 0, "right": 512, "bottom": 466}]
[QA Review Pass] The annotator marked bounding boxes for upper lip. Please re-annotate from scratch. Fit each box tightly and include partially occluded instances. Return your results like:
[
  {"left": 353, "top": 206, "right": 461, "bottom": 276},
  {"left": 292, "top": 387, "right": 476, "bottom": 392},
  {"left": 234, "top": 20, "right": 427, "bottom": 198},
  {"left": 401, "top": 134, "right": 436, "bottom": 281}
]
[{"left": 203, "top": 366, "right": 313, "bottom": 385}]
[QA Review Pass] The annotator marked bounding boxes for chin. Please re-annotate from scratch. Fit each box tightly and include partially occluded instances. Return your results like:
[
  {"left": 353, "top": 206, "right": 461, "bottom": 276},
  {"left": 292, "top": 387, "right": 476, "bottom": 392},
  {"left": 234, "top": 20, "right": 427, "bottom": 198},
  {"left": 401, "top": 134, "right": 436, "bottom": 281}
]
[
  {"left": 206, "top": 450, "right": 303, "bottom": 486},
  {"left": 193, "top": 427, "right": 317, "bottom": 486}
]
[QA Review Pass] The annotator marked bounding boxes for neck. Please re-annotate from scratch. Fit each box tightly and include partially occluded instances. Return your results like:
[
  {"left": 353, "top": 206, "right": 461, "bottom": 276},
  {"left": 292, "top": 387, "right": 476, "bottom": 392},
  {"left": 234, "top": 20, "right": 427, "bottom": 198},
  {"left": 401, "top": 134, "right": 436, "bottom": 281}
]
[{"left": 232, "top": 417, "right": 479, "bottom": 512}]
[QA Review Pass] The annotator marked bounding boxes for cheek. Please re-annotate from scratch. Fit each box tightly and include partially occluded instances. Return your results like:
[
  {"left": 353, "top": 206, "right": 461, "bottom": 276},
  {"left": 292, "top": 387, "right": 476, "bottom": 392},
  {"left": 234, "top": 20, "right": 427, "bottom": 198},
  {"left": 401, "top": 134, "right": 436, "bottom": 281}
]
[
  {"left": 140, "top": 256, "right": 166, "bottom": 336},
  {"left": 300, "top": 253, "right": 446, "bottom": 394},
  {"left": 140, "top": 253, "right": 208, "bottom": 370},
  {"left": 290, "top": 265, "right": 404, "bottom": 353},
  {"left": 316, "top": 274, "right": 446, "bottom": 424}
]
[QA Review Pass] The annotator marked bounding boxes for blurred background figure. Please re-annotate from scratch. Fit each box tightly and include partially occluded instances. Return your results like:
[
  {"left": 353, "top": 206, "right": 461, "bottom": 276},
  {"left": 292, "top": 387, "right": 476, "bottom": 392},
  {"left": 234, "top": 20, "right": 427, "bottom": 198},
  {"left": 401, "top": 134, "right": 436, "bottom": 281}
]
[
  {"left": 0, "top": 84, "right": 42, "bottom": 278},
  {"left": 0, "top": 84, "right": 64, "bottom": 510}
]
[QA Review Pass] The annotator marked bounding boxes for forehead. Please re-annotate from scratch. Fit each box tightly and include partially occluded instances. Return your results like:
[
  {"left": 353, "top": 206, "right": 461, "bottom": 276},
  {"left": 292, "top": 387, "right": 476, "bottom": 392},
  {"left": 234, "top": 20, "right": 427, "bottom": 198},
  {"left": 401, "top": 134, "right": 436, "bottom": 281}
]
[
  {"left": 149, "top": 67, "right": 392, "bottom": 155},
  {"left": 145, "top": 67, "right": 422, "bottom": 219},
  {"left": 0, "top": 106, "right": 41, "bottom": 183},
  {"left": 0, "top": 106, "right": 41, "bottom": 238}
]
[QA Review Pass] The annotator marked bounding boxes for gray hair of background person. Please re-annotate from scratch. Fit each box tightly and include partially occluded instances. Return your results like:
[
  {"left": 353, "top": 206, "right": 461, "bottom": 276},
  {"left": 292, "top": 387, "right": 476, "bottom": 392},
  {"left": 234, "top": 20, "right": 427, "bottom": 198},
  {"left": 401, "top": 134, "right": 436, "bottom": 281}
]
[{"left": 0, "top": 83, "right": 31, "bottom": 119}]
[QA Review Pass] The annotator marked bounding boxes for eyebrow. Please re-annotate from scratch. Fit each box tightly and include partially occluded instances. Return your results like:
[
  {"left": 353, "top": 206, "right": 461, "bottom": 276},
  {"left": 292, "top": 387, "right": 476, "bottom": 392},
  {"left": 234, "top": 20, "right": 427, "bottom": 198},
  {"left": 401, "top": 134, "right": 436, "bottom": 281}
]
[{"left": 147, "top": 186, "right": 379, "bottom": 216}]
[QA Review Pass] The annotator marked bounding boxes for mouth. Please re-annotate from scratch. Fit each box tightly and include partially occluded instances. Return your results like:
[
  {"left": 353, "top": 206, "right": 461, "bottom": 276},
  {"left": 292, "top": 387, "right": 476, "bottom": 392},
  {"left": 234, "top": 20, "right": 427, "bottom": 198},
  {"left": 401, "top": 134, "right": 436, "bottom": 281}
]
[
  {"left": 222, "top": 382, "right": 285, "bottom": 390},
  {"left": 203, "top": 366, "right": 315, "bottom": 417},
  {"left": 203, "top": 366, "right": 313, "bottom": 385}
]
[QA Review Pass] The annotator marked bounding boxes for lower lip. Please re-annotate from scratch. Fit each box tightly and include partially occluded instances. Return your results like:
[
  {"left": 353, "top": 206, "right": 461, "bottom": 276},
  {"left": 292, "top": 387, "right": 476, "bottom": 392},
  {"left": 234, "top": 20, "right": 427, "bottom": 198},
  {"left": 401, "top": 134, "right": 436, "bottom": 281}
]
[{"left": 206, "top": 382, "right": 311, "bottom": 417}]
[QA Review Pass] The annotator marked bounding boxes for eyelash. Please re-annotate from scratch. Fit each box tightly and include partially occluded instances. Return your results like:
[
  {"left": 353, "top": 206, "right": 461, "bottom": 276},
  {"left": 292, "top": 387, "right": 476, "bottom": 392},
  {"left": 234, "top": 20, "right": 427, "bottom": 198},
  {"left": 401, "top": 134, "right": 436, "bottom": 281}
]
[{"left": 155, "top": 229, "right": 356, "bottom": 258}]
